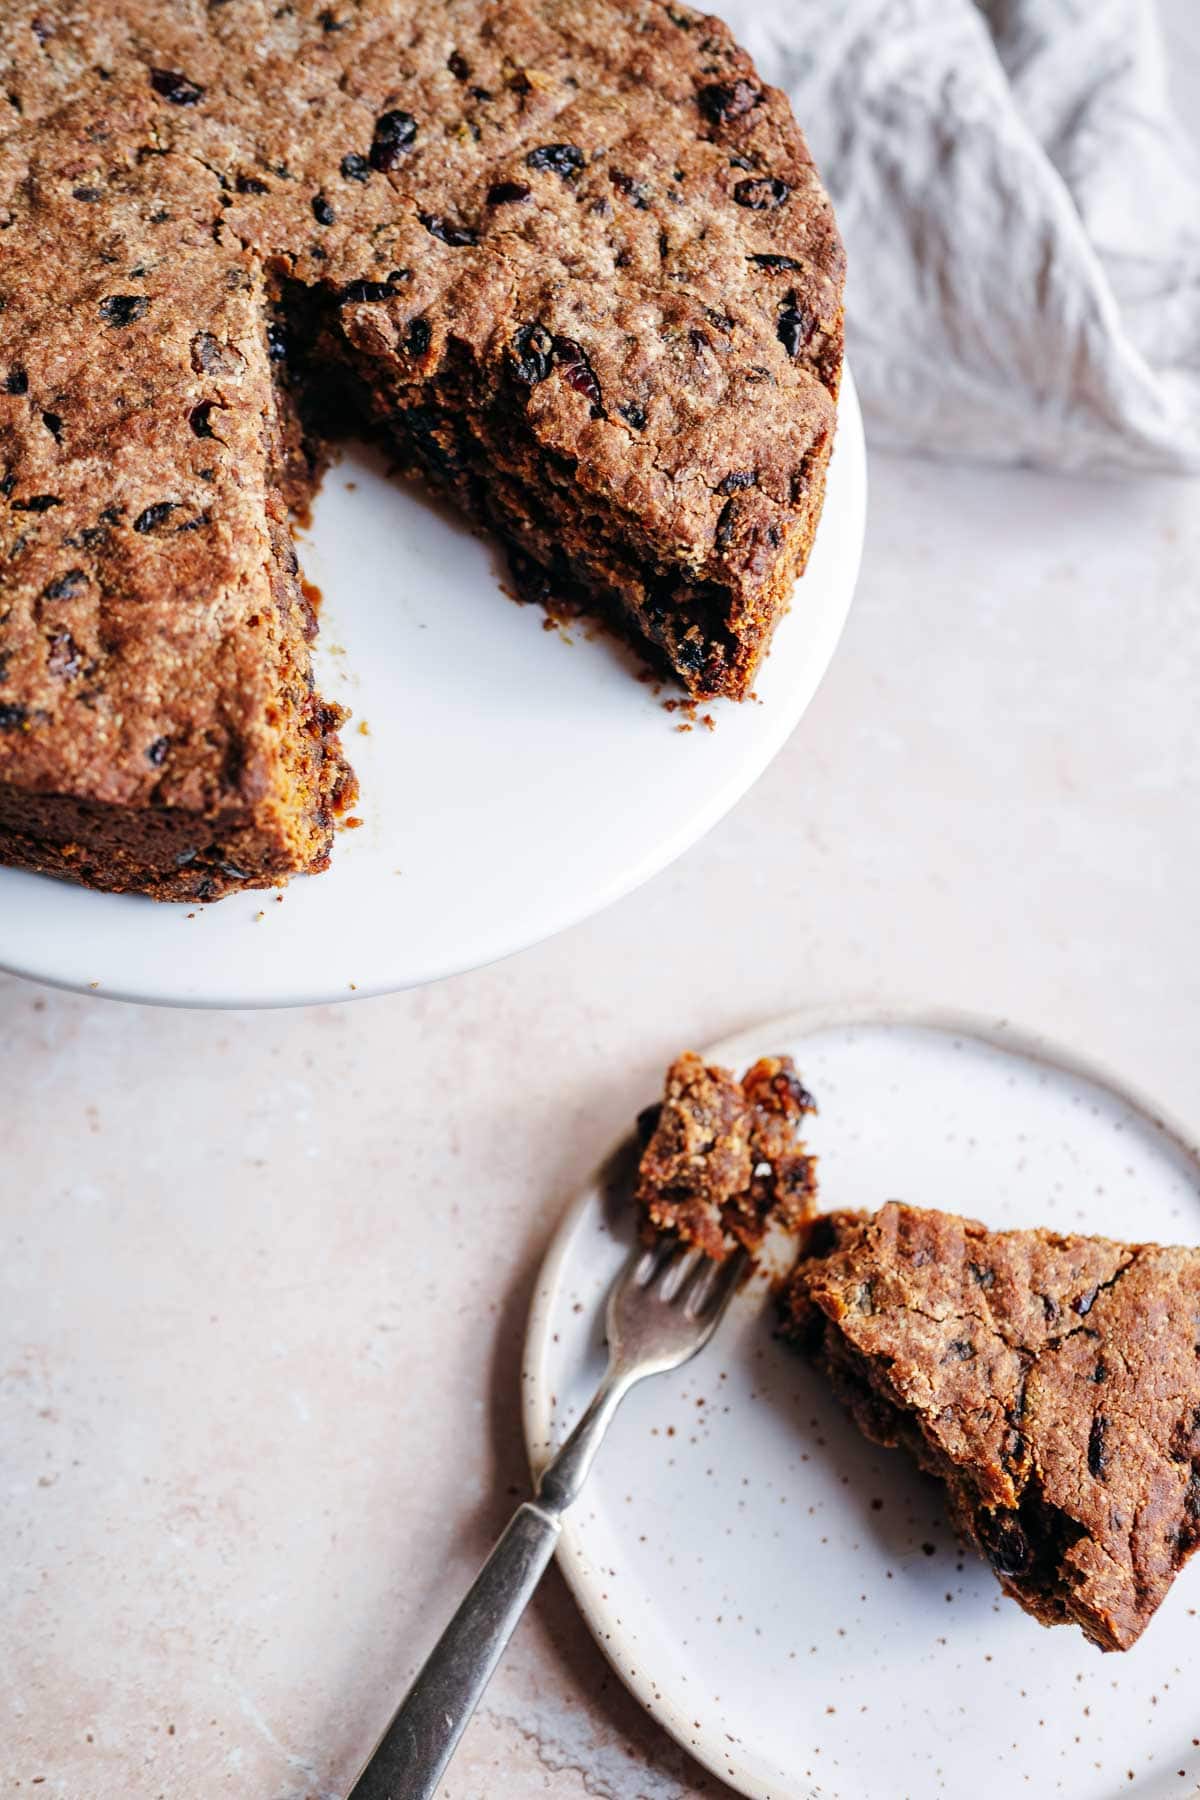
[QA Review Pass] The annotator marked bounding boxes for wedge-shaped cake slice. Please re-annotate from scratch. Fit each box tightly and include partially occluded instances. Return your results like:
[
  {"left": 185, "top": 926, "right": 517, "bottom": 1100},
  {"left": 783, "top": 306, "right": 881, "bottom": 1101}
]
[
  {"left": 635, "top": 1051, "right": 817, "bottom": 1260},
  {"left": 782, "top": 1202, "right": 1200, "bottom": 1650}
]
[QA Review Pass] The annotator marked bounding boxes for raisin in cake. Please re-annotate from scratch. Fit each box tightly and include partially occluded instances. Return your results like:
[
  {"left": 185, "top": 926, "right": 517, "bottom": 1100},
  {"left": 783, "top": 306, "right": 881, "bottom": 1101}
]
[
  {"left": 635, "top": 1050, "right": 818, "bottom": 1259},
  {"left": 0, "top": 0, "right": 843, "bottom": 899},
  {"left": 782, "top": 1202, "right": 1200, "bottom": 1650}
]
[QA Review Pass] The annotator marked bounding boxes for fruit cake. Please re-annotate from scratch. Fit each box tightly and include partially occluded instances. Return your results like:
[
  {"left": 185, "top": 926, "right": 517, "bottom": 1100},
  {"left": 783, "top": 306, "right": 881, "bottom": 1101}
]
[
  {"left": 635, "top": 1050, "right": 818, "bottom": 1259},
  {"left": 782, "top": 1202, "right": 1200, "bottom": 1650},
  {"left": 0, "top": 0, "right": 844, "bottom": 899}
]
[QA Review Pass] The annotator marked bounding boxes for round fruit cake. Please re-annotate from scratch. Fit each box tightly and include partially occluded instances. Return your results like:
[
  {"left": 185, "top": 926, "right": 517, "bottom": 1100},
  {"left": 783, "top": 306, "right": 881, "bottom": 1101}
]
[{"left": 0, "top": 0, "right": 844, "bottom": 899}]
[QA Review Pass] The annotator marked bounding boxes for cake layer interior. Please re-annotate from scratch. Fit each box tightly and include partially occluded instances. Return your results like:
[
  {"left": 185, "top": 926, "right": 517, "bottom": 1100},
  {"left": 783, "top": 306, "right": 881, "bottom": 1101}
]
[{"left": 272, "top": 277, "right": 835, "bottom": 700}]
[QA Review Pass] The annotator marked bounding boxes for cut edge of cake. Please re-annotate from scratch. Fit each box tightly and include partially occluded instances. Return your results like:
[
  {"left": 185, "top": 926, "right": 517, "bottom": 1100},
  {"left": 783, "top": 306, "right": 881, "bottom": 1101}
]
[{"left": 781, "top": 1202, "right": 1200, "bottom": 1651}]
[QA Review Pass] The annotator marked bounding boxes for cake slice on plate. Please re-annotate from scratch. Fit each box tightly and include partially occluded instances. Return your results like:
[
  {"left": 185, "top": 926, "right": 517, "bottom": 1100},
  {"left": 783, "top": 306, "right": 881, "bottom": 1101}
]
[{"left": 782, "top": 1202, "right": 1200, "bottom": 1650}]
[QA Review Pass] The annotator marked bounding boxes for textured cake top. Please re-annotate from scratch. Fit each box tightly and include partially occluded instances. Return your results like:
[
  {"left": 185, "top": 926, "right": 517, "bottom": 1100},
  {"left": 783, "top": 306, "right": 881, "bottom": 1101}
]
[
  {"left": 0, "top": 94, "right": 296, "bottom": 812},
  {"left": 0, "top": 0, "right": 843, "bottom": 808},
  {"left": 786, "top": 1202, "right": 1200, "bottom": 1650}
]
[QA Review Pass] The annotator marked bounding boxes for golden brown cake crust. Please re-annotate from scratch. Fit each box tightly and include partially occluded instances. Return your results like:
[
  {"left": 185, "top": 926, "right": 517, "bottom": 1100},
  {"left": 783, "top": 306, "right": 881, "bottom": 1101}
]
[
  {"left": 0, "top": 69, "right": 353, "bottom": 897},
  {"left": 782, "top": 1202, "right": 1200, "bottom": 1651},
  {"left": 0, "top": 0, "right": 842, "bottom": 898},
  {"left": 635, "top": 1051, "right": 817, "bottom": 1259}
]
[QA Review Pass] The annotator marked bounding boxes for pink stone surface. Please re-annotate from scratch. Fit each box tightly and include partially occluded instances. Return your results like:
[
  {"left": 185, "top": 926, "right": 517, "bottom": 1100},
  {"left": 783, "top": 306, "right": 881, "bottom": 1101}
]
[{"left": 3, "top": 162, "right": 1200, "bottom": 1800}]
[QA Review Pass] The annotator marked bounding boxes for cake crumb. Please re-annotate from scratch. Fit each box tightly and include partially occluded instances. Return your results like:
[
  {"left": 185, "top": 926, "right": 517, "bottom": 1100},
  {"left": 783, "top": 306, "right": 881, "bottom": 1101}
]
[{"left": 634, "top": 1050, "right": 817, "bottom": 1262}]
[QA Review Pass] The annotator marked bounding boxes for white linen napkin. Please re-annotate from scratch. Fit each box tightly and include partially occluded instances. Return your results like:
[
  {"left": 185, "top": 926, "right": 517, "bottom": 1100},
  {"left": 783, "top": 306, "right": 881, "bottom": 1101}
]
[{"left": 717, "top": 0, "right": 1200, "bottom": 471}]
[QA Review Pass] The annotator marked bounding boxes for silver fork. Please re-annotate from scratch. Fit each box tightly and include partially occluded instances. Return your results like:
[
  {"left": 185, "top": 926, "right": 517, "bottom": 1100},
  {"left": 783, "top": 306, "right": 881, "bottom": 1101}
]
[{"left": 347, "top": 1237, "right": 747, "bottom": 1800}]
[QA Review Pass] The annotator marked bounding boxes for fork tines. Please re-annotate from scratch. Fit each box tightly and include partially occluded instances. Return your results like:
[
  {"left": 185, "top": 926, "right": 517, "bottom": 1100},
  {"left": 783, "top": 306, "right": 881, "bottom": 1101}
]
[{"left": 630, "top": 1234, "right": 745, "bottom": 1317}]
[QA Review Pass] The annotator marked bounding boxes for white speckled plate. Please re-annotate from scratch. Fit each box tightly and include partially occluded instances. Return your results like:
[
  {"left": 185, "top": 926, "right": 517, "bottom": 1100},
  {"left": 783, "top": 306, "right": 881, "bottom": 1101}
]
[
  {"left": 0, "top": 379, "right": 863, "bottom": 1009},
  {"left": 523, "top": 1008, "right": 1200, "bottom": 1800}
]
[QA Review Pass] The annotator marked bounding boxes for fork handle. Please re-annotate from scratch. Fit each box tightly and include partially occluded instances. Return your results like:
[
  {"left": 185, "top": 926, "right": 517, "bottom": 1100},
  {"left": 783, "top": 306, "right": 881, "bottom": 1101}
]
[
  {"left": 347, "top": 1500, "right": 560, "bottom": 1800},
  {"left": 349, "top": 1366, "right": 639, "bottom": 1799}
]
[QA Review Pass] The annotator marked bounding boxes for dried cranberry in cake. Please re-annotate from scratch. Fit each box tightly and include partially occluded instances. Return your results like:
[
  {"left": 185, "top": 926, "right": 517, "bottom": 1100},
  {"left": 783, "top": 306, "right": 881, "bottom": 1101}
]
[
  {"left": 419, "top": 213, "right": 477, "bottom": 246},
  {"left": 149, "top": 67, "right": 204, "bottom": 105},
  {"left": 339, "top": 278, "right": 397, "bottom": 303},
  {"left": 511, "top": 323, "right": 554, "bottom": 386},
  {"left": 551, "top": 337, "right": 604, "bottom": 417},
  {"left": 504, "top": 543, "right": 554, "bottom": 606},
  {"left": 487, "top": 180, "right": 531, "bottom": 206},
  {"left": 41, "top": 569, "right": 86, "bottom": 602},
  {"left": 98, "top": 295, "right": 149, "bottom": 327},
  {"left": 525, "top": 143, "right": 586, "bottom": 180},
  {"left": 609, "top": 170, "right": 650, "bottom": 208},
  {"left": 369, "top": 109, "right": 417, "bottom": 171},
  {"left": 733, "top": 176, "right": 790, "bottom": 209},
  {"left": 777, "top": 295, "right": 816, "bottom": 358},
  {"left": 45, "top": 631, "right": 83, "bottom": 678},
  {"left": 404, "top": 317, "right": 431, "bottom": 358},
  {"left": 697, "top": 79, "right": 759, "bottom": 126}
]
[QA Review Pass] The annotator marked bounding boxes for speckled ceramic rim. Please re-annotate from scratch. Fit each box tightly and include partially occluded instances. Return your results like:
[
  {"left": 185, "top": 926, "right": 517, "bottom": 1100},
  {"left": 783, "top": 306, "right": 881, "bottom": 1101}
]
[{"left": 521, "top": 1002, "right": 1200, "bottom": 1800}]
